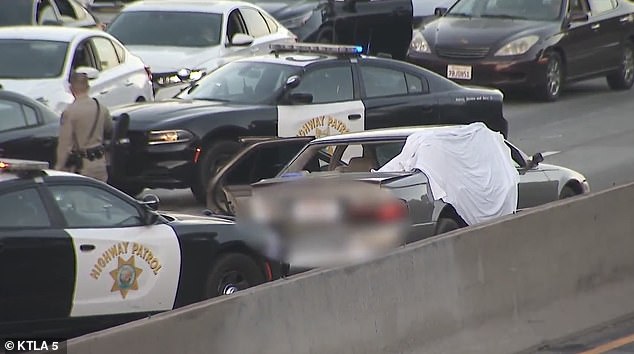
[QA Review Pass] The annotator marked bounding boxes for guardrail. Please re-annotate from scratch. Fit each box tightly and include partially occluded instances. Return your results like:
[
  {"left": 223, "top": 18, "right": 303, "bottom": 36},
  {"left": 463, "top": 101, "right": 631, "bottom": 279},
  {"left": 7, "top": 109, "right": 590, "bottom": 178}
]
[{"left": 65, "top": 181, "right": 634, "bottom": 354}]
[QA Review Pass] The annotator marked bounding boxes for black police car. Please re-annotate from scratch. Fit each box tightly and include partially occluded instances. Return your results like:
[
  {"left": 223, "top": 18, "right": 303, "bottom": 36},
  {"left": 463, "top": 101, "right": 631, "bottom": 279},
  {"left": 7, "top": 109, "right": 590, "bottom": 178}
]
[
  {"left": 109, "top": 43, "right": 509, "bottom": 203},
  {"left": 0, "top": 159, "right": 277, "bottom": 339}
]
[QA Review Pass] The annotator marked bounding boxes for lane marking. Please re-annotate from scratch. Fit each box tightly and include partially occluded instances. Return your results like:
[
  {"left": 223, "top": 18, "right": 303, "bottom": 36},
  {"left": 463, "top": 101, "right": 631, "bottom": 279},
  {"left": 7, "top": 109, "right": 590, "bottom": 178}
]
[{"left": 577, "top": 332, "right": 634, "bottom": 354}]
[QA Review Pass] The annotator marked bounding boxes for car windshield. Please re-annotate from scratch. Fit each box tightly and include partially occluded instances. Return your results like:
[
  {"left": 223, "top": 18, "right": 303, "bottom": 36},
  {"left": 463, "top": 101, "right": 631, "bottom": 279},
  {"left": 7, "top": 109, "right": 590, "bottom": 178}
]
[
  {"left": 0, "top": 40, "right": 68, "bottom": 79},
  {"left": 0, "top": 1, "right": 33, "bottom": 26},
  {"left": 447, "top": 0, "right": 563, "bottom": 21},
  {"left": 107, "top": 11, "right": 223, "bottom": 47},
  {"left": 178, "top": 61, "right": 300, "bottom": 104}
]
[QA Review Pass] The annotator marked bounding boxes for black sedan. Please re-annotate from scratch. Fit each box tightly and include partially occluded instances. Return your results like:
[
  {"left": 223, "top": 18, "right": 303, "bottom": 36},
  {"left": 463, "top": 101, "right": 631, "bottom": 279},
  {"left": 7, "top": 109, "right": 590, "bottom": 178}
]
[
  {"left": 0, "top": 89, "right": 59, "bottom": 165},
  {"left": 406, "top": 0, "right": 634, "bottom": 101},
  {"left": 108, "top": 43, "right": 508, "bottom": 203},
  {"left": 253, "top": 0, "right": 414, "bottom": 60},
  {"left": 0, "top": 159, "right": 276, "bottom": 339}
]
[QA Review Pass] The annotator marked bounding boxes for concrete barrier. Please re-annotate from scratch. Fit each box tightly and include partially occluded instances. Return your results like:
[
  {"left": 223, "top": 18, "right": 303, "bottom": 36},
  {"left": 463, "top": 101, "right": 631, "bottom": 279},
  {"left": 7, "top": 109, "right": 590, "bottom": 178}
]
[{"left": 66, "top": 182, "right": 634, "bottom": 354}]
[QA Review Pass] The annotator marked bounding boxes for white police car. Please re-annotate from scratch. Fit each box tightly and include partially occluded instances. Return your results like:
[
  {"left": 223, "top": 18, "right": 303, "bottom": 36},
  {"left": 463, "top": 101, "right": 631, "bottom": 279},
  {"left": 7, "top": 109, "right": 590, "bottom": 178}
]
[{"left": 0, "top": 159, "right": 276, "bottom": 338}]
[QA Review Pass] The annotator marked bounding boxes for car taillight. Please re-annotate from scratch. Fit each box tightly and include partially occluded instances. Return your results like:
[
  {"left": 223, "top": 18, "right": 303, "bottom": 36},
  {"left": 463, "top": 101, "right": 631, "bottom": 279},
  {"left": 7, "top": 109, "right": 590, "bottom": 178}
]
[
  {"left": 144, "top": 65, "right": 152, "bottom": 82},
  {"left": 348, "top": 199, "right": 408, "bottom": 222}
]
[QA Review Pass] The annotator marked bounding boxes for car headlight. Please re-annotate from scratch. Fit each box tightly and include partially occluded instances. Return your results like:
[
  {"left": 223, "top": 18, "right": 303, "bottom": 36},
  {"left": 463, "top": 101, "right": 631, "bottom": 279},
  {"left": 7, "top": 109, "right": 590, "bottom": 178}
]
[
  {"left": 495, "top": 35, "right": 539, "bottom": 56},
  {"left": 409, "top": 30, "right": 431, "bottom": 54},
  {"left": 280, "top": 11, "right": 312, "bottom": 29},
  {"left": 147, "top": 130, "right": 194, "bottom": 145},
  {"left": 157, "top": 69, "right": 206, "bottom": 86}
]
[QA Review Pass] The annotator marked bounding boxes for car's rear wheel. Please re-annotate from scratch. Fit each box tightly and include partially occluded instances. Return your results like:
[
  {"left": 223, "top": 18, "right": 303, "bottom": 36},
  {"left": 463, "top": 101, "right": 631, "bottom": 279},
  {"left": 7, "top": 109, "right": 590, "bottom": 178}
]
[
  {"left": 191, "top": 140, "right": 241, "bottom": 204},
  {"left": 535, "top": 51, "right": 563, "bottom": 102},
  {"left": 559, "top": 185, "right": 578, "bottom": 199},
  {"left": 204, "top": 253, "right": 265, "bottom": 298},
  {"left": 607, "top": 42, "right": 634, "bottom": 90}
]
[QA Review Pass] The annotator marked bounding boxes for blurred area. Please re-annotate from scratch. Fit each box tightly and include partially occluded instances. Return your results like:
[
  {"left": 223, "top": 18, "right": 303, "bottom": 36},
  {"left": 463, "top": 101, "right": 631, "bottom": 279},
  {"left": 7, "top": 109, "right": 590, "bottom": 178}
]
[{"left": 237, "top": 179, "right": 409, "bottom": 271}]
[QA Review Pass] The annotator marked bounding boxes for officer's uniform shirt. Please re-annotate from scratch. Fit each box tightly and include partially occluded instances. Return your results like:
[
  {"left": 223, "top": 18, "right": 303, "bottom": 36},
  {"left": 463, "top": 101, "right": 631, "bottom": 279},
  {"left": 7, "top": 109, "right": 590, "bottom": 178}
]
[{"left": 55, "top": 95, "right": 113, "bottom": 182}]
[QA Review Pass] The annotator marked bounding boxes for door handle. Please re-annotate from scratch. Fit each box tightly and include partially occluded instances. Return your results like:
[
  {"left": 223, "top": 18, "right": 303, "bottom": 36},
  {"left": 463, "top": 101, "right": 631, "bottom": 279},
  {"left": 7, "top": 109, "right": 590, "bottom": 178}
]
[
  {"left": 99, "top": 90, "right": 109, "bottom": 95},
  {"left": 590, "top": 23, "right": 600, "bottom": 30},
  {"left": 348, "top": 114, "right": 362, "bottom": 120},
  {"left": 80, "top": 244, "right": 96, "bottom": 252}
]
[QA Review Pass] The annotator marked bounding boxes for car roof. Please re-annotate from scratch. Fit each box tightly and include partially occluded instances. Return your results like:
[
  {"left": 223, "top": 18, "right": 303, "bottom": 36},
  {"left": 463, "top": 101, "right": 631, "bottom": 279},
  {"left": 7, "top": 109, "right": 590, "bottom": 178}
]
[
  {"left": 0, "top": 169, "right": 87, "bottom": 183},
  {"left": 0, "top": 26, "right": 102, "bottom": 42},
  {"left": 310, "top": 125, "right": 457, "bottom": 144},
  {"left": 122, "top": 0, "right": 253, "bottom": 13},
  {"left": 236, "top": 52, "right": 380, "bottom": 67}
]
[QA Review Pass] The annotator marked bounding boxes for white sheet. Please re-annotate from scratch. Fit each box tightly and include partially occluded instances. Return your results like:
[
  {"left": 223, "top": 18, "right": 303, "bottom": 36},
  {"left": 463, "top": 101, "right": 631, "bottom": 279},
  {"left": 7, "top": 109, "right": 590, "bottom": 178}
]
[{"left": 377, "top": 123, "right": 519, "bottom": 226}]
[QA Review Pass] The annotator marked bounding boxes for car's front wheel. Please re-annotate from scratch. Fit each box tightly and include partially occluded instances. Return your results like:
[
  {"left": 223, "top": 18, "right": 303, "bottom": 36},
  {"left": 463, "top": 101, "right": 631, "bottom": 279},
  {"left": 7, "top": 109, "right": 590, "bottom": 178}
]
[
  {"left": 607, "top": 42, "right": 634, "bottom": 90},
  {"left": 191, "top": 140, "right": 241, "bottom": 204},
  {"left": 204, "top": 253, "right": 266, "bottom": 298},
  {"left": 535, "top": 51, "right": 563, "bottom": 102}
]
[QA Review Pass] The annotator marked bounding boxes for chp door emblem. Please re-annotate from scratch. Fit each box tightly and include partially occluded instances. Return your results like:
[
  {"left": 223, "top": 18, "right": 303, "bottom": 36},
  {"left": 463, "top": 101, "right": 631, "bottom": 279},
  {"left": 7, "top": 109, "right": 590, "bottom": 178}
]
[{"left": 110, "top": 256, "right": 143, "bottom": 299}]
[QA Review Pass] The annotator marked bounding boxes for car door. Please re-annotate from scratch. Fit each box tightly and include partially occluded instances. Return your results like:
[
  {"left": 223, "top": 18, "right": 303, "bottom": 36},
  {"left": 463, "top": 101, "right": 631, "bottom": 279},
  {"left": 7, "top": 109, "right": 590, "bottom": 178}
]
[
  {"left": 587, "top": 0, "right": 624, "bottom": 71},
  {"left": 0, "top": 184, "right": 75, "bottom": 329},
  {"left": 0, "top": 98, "right": 57, "bottom": 165},
  {"left": 89, "top": 36, "right": 131, "bottom": 107},
  {"left": 356, "top": 60, "right": 439, "bottom": 130},
  {"left": 277, "top": 62, "right": 364, "bottom": 139},
  {"left": 561, "top": 0, "right": 602, "bottom": 78},
  {"left": 507, "top": 143, "right": 558, "bottom": 210},
  {"left": 44, "top": 181, "right": 181, "bottom": 317}
]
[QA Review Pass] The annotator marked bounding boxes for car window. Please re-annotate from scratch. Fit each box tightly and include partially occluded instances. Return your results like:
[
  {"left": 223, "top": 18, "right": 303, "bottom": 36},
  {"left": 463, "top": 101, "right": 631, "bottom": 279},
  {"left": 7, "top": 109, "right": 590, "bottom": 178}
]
[
  {"left": 568, "top": 0, "right": 590, "bottom": 12},
  {"left": 0, "top": 188, "right": 51, "bottom": 228},
  {"left": 108, "top": 11, "right": 222, "bottom": 47},
  {"left": 292, "top": 66, "right": 354, "bottom": 104},
  {"left": 588, "top": 0, "right": 615, "bottom": 14},
  {"left": 180, "top": 61, "right": 298, "bottom": 104},
  {"left": 91, "top": 37, "right": 120, "bottom": 70},
  {"left": 240, "top": 8, "right": 270, "bottom": 38},
  {"left": 262, "top": 12, "right": 278, "bottom": 33},
  {"left": 37, "top": 0, "right": 59, "bottom": 24},
  {"left": 405, "top": 73, "right": 427, "bottom": 94},
  {"left": 360, "top": 66, "right": 408, "bottom": 98},
  {"left": 0, "top": 99, "right": 36, "bottom": 132},
  {"left": 227, "top": 9, "right": 248, "bottom": 43},
  {"left": 49, "top": 185, "right": 144, "bottom": 228},
  {"left": 54, "top": 0, "right": 78, "bottom": 20},
  {"left": 449, "top": 0, "right": 563, "bottom": 21},
  {"left": 0, "top": 0, "right": 35, "bottom": 26},
  {"left": 71, "top": 41, "right": 97, "bottom": 72},
  {"left": 0, "top": 39, "right": 68, "bottom": 79},
  {"left": 112, "top": 41, "right": 125, "bottom": 63}
]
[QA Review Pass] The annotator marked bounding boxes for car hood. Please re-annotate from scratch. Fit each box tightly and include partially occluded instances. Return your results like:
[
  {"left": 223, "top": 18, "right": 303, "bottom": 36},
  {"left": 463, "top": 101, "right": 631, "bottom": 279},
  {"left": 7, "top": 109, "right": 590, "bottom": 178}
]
[
  {"left": 0, "top": 78, "right": 72, "bottom": 114},
  {"left": 127, "top": 45, "right": 223, "bottom": 73},
  {"left": 111, "top": 99, "right": 260, "bottom": 129},
  {"left": 254, "top": 171, "right": 416, "bottom": 187},
  {"left": 422, "top": 17, "right": 558, "bottom": 48}
]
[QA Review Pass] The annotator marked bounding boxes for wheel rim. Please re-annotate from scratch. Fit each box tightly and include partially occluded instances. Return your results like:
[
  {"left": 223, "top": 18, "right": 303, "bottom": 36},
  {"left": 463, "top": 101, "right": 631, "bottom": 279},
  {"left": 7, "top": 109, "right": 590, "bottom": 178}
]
[
  {"left": 623, "top": 47, "right": 634, "bottom": 84},
  {"left": 218, "top": 270, "right": 250, "bottom": 295},
  {"left": 546, "top": 57, "right": 561, "bottom": 97}
]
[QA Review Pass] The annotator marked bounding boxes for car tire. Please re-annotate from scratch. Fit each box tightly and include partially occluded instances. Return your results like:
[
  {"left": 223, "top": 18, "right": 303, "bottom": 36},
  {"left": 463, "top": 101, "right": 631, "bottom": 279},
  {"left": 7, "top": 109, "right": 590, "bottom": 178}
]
[
  {"left": 607, "top": 42, "right": 634, "bottom": 90},
  {"left": 191, "top": 140, "right": 241, "bottom": 204},
  {"left": 204, "top": 253, "right": 266, "bottom": 298},
  {"left": 435, "top": 217, "right": 462, "bottom": 235},
  {"left": 316, "top": 26, "right": 335, "bottom": 44},
  {"left": 535, "top": 51, "right": 564, "bottom": 102},
  {"left": 559, "top": 185, "right": 578, "bottom": 199}
]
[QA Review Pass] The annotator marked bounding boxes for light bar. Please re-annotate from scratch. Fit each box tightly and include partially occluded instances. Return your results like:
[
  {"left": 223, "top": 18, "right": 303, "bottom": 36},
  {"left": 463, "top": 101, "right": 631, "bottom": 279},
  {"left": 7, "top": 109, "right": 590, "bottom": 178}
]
[
  {"left": 0, "top": 159, "right": 49, "bottom": 172},
  {"left": 270, "top": 43, "right": 363, "bottom": 55}
]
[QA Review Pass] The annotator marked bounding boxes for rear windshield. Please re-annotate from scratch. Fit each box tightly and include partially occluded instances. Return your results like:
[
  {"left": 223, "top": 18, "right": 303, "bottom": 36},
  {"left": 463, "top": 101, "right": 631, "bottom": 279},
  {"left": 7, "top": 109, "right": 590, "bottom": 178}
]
[
  {"left": 0, "top": 1, "right": 33, "bottom": 26},
  {"left": 0, "top": 40, "right": 68, "bottom": 79},
  {"left": 107, "top": 11, "right": 223, "bottom": 47}
]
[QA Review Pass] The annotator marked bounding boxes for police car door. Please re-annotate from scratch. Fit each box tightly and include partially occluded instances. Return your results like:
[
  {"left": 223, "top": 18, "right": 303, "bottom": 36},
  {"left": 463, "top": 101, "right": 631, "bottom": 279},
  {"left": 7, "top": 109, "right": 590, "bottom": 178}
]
[
  {"left": 277, "top": 60, "right": 365, "bottom": 139},
  {"left": 45, "top": 181, "right": 181, "bottom": 318}
]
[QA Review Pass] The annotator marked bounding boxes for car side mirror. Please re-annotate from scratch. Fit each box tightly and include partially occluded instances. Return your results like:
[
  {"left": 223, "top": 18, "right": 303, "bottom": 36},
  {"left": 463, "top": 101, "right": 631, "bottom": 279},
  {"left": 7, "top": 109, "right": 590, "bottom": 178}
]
[
  {"left": 285, "top": 75, "right": 301, "bottom": 89},
  {"left": 568, "top": 10, "right": 589, "bottom": 23},
  {"left": 289, "top": 92, "right": 313, "bottom": 104},
  {"left": 434, "top": 7, "right": 448, "bottom": 16},
  {"left": 528, "top": 152, "right": 544, "bottom": 168},
  {"left": 75, "top": 66, "right": 99, "bottom": 80},
  {"left": 139, "top": 193, "right": 160, "bottom": 211},
  {"left": 230, "top": 33, "right": 255, "bottom": 47}
]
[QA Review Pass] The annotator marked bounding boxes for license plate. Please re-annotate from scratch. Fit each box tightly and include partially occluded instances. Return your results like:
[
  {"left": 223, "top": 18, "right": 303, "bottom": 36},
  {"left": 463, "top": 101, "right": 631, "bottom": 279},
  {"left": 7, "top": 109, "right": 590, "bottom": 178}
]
[
  {"left": 447, "top": 65, "right": 472, "bottom": 80},
  {"left": 292, "top": 199, "right": 341, "bottom": 222}
]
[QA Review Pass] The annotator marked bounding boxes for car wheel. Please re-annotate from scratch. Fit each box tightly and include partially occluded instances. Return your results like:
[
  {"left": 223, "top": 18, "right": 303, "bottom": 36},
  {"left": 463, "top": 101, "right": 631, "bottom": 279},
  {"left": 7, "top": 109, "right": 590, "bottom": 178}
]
[
  {"left": 316, "top": 26, "right": 335, "bottom": 44},
  {"left": 206, "top": 182, "right": 233, "bottom": 215},
  {"left": 535, "top": 51, "right": 563, "bottom": 102},
  {"left": 204, "top": 253, "right": 266, "bottom": 298},
  {"left": 435, "top": 217, "right": 462, "bottom": 235},
  {"left": 559, "top": 185, "right": 578, "bottom": 199},
  {"left": 191, "top": 140, "right": 241, "bottom": 204},
  {"left": 607, "top": 42, "right": 634, "bottom": 90}
]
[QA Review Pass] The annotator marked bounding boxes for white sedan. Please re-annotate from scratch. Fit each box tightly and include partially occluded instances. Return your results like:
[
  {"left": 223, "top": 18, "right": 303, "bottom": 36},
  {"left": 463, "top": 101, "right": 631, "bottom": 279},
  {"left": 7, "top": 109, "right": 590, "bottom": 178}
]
[
  {"left": 0, "top": 26, "right": 154, "bottom": 115},
  {"left": 106, "top": 0, "right": 297, "bottom": 99}
]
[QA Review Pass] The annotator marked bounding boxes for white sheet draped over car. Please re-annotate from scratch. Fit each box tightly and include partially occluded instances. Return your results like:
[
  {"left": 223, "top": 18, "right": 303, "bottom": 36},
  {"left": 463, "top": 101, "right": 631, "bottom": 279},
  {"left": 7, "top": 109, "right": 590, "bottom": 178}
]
[{"left": 377, "top": 123, "right": 520, "bottom": 226}]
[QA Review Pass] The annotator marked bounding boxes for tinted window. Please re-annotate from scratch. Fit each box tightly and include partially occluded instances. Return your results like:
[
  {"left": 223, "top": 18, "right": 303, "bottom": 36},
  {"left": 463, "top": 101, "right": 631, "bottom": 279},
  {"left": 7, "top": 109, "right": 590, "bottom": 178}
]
[
  {"left": 361, "top": 66, "right": 408, "bottom": 98},
  {"left": 588, "top": 0, "right": 615, "bottom": 14},
  {"left": 91, "top": 37, "right": 120, "bottom": 70},
  {"left": 0, "top": 0, "right": 34, "bottom": 26},
  {"left": 113, "top": 41, "right": 125, "bottom": 63},
  {"left": 54, "top": 0, "right": 77, "bottom": 19},
  {"left": 108, "top": 11, "right": 222, "bottom": 47},
  {"left": 0, "top": 188, "right": 51, "bottom": 228},
  {"left": 23, "top": 105, "right": 38, "bottom": 126},
  {"left": 448, "top": 0, "right": 563, "bottom": 21},
  {"left": 0, "top": 100, "right": 30, "bottom": 132},
  {"left": 405, "top": 73, "right": 426, "bottom": 94},
  {"left": 292, "top": 66, "right": 354, "bottom": 104},
  {"left": 37, "top": 0, "right": 58, "bottom": 24},
  {"left": 240, "top": 8, "right": 270, "bottom": 37},
  {"left": 49, "top": 185, "right": 143, "bottom": 228},
  {"left": 0, "top": 40, "right": 68, "bottom": 79},
  {"left": 179, "top": 61, "right": 298, "bottom": 104}
]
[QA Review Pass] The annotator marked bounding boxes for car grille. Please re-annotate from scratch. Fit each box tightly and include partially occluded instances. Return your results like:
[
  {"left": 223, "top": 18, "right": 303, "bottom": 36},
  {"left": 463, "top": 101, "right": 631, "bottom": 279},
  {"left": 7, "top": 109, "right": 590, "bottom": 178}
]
[{"left": 435, "top": 46, "right": 490, "bottom": 59}]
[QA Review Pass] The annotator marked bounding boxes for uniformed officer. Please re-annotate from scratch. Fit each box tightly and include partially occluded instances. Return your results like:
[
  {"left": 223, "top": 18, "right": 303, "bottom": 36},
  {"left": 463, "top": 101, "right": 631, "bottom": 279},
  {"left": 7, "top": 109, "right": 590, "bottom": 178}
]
[{"left": 55, "top": 72, "right": 113, "bottom": 182}]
